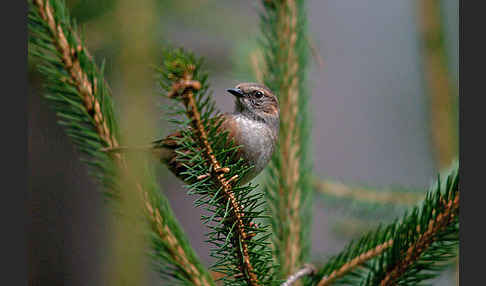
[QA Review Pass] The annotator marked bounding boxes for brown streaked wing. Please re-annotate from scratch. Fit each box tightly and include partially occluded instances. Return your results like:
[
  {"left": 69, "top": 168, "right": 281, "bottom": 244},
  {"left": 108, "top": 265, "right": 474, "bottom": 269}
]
[{"left": 152, "top": 113, "right": 241, "bottom": 181}]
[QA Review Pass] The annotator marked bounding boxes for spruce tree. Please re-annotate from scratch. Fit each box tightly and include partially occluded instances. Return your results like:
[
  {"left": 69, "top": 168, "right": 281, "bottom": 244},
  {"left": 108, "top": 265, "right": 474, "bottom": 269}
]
[{"left": 28, "top": 0, "right": 459, "bottom": 285}]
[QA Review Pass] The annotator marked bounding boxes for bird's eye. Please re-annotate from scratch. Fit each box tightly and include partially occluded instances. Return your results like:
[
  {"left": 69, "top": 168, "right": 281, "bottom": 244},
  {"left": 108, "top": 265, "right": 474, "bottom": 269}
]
[{"left": 255, "top": 91, "right": 264, "bottom": 98}]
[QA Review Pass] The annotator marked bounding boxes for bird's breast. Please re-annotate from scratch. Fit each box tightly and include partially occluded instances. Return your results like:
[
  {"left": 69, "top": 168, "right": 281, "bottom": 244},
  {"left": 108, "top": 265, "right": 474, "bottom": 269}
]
[{"left": 230, "top": 115, "right": 277, "bottom": 182}]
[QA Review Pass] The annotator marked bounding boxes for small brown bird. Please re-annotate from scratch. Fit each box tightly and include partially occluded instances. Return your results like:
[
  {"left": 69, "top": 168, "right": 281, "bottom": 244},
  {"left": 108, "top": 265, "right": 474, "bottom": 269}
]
[{"left": 110, "top": 83, "right": 279, "bottom": 185}]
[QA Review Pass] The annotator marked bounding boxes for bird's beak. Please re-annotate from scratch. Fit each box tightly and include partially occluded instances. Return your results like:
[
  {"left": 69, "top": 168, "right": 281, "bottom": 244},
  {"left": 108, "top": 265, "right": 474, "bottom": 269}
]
[{"left": 226, "top": 88, "right": 245, "bottom": 98}]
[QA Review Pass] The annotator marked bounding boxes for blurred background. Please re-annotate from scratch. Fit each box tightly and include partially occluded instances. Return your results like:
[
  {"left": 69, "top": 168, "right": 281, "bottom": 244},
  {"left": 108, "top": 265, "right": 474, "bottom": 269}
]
[{"left": 28, "top": 0, "right": 458, "bottom": 285}]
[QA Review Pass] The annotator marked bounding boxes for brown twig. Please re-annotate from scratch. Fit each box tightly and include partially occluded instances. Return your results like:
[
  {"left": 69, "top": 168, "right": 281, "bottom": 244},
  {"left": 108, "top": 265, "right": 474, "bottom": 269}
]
[
  {"left": 316, "top": 240, "right": 393, "bottom": 286},
  {"left": 169, "top": 71, "right": 260, "bottom": 286},
  {"left": 379, "top": 193, "right": 459, "bottom": 286},
  {"left": 32, "top": 2, "right": 211, "bottom": 285},
  {"left": 282, "top": 264, "right": 317, "bottom": 286}
]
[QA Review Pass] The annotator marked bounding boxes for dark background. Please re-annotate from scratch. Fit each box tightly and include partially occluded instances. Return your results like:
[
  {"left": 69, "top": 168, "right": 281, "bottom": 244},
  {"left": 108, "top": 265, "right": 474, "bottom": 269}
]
[{"left": 28, "top": 0, "right": 459, "bottom": 285}]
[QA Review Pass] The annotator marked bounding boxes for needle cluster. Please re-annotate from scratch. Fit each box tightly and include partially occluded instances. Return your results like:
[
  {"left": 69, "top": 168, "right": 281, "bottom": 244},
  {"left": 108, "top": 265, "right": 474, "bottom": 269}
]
[{"left": 157, "top": 49, "right": 274, "bottom": 286}]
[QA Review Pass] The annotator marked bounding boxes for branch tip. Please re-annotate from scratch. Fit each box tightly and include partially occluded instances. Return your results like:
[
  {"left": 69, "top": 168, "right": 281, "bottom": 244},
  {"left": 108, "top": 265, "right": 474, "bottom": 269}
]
[{"left": 281, "top": 264, "right": 317, "bottom": 286}]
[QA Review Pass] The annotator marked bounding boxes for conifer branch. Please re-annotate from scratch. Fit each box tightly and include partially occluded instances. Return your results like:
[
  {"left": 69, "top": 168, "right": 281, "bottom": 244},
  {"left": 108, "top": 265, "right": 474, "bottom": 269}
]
[
  {"left": 158, "top": 49, "right": 274, "bottom": 286},
  {"left": 140, "top": 184, "right": 213, "bottom": 286},
  {"left": 417, "top": 0, "right": 458, "bottom": 169},
  {"left": 168, "top": 75, "right": 259, "bottom": 286},
  {"left": 378, "top": 194, "right": 459, "bottom": 286},
  {"left": 32, "top": 0, "right": 118, "bottom": 149},
  {"left": 250, "top": 50, "right": 264, "bottom": 83},
  {"left": 260, "top": 0, "right": 313, "bottom": 282},
  {"left": 311, "top": 164, "right": 459, "bottom": 286},
  {"left": 28, "top": 1, "right": 213, "bottom": 285},
  {"left": 275, "top": 2, "right": 303, "bottom": 276},
  {"left": 316, "top": 240, "right": 393, "bottom": 286},
  {"left": 314, "top": 180, "right": 423, "bottom": 206}
]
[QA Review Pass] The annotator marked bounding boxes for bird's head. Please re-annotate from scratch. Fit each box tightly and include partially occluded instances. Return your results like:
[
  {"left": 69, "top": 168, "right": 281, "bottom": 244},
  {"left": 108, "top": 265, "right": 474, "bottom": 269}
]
[{"left": 227, "top": 83, "right": 279, "bottom": 126}]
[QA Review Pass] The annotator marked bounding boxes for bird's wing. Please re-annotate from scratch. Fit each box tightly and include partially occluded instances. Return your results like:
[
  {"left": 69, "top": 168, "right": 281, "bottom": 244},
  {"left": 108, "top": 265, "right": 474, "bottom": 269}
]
[
  {"left": 152, "top": 130, "right": 184, "bottom": 150},
  {"left": 152, "top": 113, "right": 237, "bottom": 179},
  {"left": 152, "top": 113, "right": 234, "bottom": 151}
]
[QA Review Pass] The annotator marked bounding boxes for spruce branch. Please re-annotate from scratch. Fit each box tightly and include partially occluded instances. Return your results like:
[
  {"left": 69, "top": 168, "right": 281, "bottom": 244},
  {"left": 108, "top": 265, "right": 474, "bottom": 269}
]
[
  {"left": 170, "top": 74, "right": 259, "bottom": 285},
  {"left": 31, "top": 0, "right": 118, "bottom": 149},
  {"left": 250, "top": 49, "right": 265, "bottom": 83},
  {"left": 314, "top": 180, "right": 423, "bottom": 206},
  {"left": 314, "top": 167, "right": 458, "bottom": 236},
  {"left": 417, "top": 0, "right": 458, "bottom": 169},
  {"left": 311, "top": 164, "right": 459, "bottom": 286},
  {"left": 378, "top": 194, "right": 459, "bottom": 286},
  {"left": 142, "top": 182, "right": 214, "bottom": 286},
  {"left": 28, "top": 1, "right": 213, "bottom": 285},
  {"left": 417, "top": 4, "right": 459, "bottom": 280},
  {"left": 316, "top": 240, "right": 393, "bottom": 286},
  {"left": 314, "top": 179, "right": 424, "bottom": 222},
  {"left": 260, "top": 0, "right": 313, "bottom": 282},
  {"left": 158, "top": 49, "right": 273, "bottom": 286}
]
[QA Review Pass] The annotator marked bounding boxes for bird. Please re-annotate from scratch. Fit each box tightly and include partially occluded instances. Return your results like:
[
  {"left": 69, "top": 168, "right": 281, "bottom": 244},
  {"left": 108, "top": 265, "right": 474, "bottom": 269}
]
[{"left": 107, "top": 82, "right": 280, "bottom": 185}]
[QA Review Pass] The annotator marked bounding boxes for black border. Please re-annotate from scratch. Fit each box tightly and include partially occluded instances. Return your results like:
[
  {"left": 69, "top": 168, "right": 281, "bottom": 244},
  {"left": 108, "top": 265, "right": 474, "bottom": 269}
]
[
  {"left": 460, "top": 0, "right": 482, "bottom": 285},
  {"left": 4, "top": 1, "right": 27, "bottom": 286}
]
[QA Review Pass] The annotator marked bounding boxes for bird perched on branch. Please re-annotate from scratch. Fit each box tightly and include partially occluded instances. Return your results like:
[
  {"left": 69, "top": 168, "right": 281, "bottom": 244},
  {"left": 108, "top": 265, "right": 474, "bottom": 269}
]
[{"left": 106, "top": 83, "right": 280, "bottom": 185}]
